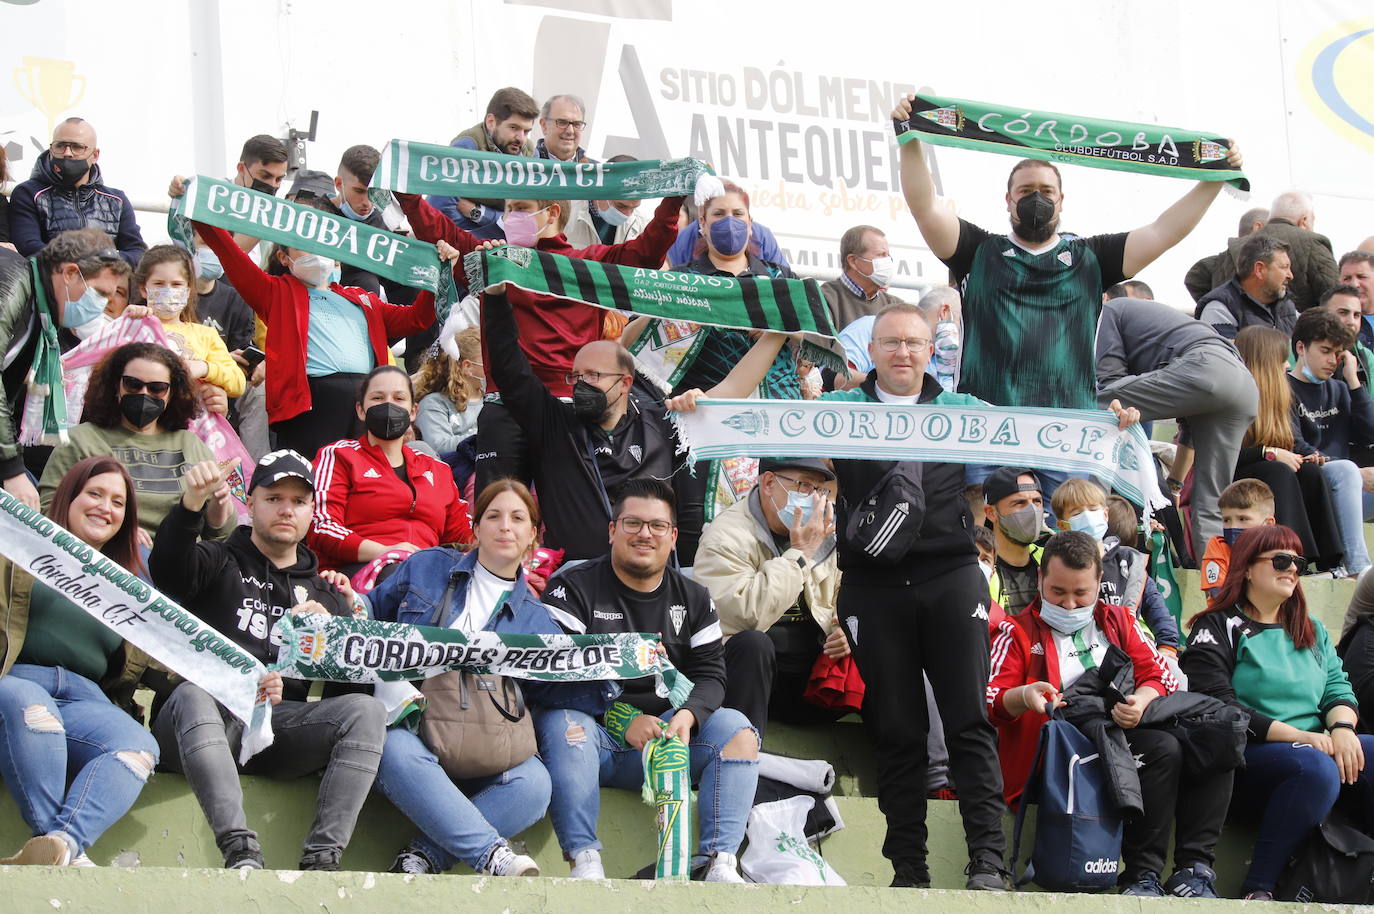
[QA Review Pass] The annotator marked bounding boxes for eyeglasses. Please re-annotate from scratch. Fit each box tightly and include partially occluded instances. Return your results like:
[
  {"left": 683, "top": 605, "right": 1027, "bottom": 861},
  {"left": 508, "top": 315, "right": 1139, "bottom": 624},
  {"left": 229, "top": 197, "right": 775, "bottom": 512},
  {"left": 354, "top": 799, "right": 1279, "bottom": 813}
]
[
  {"left": 773, "top": 473, "right": 819, "bottom": 496},
  {"left": 551, "top": 118, "right": 586, "bottom": 131},
  {"left": 875, "top": 337, "right": 931, "bottom": 353},
  {"left": 121, "top": 376, "right": 171, "bottom": 396},
  {"left": 51, "top": 140, "right": 91, "bottom": 155},
  {"left": 565, "top": 370, "right": 626, "bottom": 386},
  {"left": 1253, "top": 553, "right": 1308, "bottom": 573},
  {"left": 616, "top": 517, "right": 675, "bottom": 537}
]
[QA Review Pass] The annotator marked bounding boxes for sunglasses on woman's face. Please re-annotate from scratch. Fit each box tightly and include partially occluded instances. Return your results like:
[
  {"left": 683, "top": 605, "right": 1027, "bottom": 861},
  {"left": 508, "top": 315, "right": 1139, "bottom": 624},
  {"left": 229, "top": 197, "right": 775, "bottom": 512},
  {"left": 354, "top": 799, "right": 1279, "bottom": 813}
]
[
  {"left": 1254, "top": 553, "right": 1308, "bottom": 573},
  {"left": 121, "top": 375, "right": 171, "bottom": 396}
]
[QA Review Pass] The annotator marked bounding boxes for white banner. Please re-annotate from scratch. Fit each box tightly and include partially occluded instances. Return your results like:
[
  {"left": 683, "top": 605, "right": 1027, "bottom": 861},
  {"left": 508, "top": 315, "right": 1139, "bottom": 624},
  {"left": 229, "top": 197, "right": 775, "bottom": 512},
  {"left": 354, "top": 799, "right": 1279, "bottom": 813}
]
[
  {"left": 0, "top": 492, "right": 272, "bottom": 761},
  {"left": 677, "top": 398, "right": 1167, "bottom": 513}
]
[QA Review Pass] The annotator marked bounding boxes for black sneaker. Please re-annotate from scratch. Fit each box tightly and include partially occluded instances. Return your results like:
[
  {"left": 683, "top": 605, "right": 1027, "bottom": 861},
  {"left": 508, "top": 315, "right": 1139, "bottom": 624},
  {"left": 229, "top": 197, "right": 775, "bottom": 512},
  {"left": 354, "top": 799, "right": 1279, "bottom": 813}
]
[
  {"left": 225, "top": 848, "right": 265, "bottom": 870},
  {"left": 964, "top": 852, "right": 1012, "bottom": 891},
  {"left": 390, "top": 846, "right": 437, "bottom": 876},
  {"left": 890, "top": 859, "right": 930, "bottom": 888},
  {"left": 1164, "top": 862, "right": 1218, "bottom": 898},
  {"left": 300, "top": 851, "right": 342, "bottom": 871}
]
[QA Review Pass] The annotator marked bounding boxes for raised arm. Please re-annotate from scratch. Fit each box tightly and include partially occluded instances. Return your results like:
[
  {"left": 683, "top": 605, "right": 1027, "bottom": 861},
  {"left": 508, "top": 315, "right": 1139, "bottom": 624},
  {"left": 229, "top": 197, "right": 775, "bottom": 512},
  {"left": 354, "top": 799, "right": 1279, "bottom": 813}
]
[
  {"left": 1121, "top": 142, "right": 1242, "bottom": 277},
  {"left": 892, "top": 94, "right": 960, "bottom": 260}
]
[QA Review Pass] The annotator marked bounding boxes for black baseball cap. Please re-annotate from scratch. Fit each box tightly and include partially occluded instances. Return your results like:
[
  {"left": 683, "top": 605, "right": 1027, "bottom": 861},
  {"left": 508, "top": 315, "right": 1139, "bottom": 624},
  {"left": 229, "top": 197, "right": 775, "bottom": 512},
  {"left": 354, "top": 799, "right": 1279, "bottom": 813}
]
[
  {"left": 249, "top": 449, "right": 315, "bottom": 493},
  {"left": 982, "top": 466, "right": 1040, "bottom": 506},
  {"left": 759, "top": 457, "right": 835, "bottom": 482},
  {"left": 287, "top": 169, "right": 336, "bottom": 202}
]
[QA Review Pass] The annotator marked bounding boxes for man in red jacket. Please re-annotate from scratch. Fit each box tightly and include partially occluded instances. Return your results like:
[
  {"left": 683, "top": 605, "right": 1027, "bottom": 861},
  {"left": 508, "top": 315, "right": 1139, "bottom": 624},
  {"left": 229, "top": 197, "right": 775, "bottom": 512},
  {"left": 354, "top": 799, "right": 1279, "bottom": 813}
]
[
  {"left": 987, "top": 531, "right": 1229, "bottom": 899},
  {"left": 395, "top": 187, "right": 683, "bottom": 487}
]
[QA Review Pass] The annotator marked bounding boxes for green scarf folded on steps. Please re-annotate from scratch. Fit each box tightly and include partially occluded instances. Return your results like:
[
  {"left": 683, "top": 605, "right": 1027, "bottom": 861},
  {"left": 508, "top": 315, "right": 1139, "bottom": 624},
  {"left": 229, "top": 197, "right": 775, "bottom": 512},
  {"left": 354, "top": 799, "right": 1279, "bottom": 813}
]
[
  {"left": 168, "top": 175, "right": 459, "bottom": 320},
  {"left": 370, "top": 139, "right": 713, "bottom": 200},
  {"left": 271, "top": 613, "right": 695, "bottom": 708},
  {"left": 464, "top": 245, "right": 848, "bottom": 373},
  {"left": 893, "top": 93, "right": 1248, "bottom": 191}
]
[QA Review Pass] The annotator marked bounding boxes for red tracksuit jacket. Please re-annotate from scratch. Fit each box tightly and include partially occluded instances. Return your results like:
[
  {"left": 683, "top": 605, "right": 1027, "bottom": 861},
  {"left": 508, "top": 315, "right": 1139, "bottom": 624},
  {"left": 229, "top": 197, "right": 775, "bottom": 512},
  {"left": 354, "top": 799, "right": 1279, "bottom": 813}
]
[
  {"left": 986, "top": 598, "right": 1178, "bottom": 806},
  {"left": 309, "top": 436, "right": 473, "bottom": 568},
  {"left": 195, "top": 222, "right": 435, "bottom": 424}
]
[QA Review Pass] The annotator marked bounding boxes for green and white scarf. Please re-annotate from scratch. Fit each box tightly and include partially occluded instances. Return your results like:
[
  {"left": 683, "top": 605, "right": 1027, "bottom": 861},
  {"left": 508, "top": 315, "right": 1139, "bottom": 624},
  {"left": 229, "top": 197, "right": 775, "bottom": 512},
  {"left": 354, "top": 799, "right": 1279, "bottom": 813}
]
[
  {"left": 271, "top": 613, "right": 694, "bottom": 707},
  {"left": 465, "top": 246, "right": 847, "bottom": 372},
  {"left": 676, "top": 398, "right": 1168, "bottom": 513},
  {"left": 168, "top": 175, "right": 459, "bottom": 320},
  {"left": 19, "top": 258, "right": 68, "bottom": 443},
  {"left": 371, "top": 139, "right": 712, "bottom": 201},
  {"left": 894, "top": 93, "right": 1249, "bottom": 191},
  {"left": 0, "top": 492, "right": 273, "bottom": 762}
]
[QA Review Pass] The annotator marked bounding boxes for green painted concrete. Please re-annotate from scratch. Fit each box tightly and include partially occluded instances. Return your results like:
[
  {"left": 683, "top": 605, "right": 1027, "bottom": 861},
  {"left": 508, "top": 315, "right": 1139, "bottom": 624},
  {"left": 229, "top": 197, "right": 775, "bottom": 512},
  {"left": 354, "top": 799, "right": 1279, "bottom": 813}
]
[
  {"left": 0, "top": 777, "right": 1281, "bottom": 897},
  {"left": 2, "top": 865, "right": 1364, "bottom": 913}
]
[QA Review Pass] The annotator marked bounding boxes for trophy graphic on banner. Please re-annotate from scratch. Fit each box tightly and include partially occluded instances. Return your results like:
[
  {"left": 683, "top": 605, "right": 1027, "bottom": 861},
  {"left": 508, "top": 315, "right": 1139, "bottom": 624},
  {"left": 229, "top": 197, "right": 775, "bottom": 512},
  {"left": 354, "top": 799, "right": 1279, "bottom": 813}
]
[{"left": 13, "top": 56, "right": 87, "bottom": 139}]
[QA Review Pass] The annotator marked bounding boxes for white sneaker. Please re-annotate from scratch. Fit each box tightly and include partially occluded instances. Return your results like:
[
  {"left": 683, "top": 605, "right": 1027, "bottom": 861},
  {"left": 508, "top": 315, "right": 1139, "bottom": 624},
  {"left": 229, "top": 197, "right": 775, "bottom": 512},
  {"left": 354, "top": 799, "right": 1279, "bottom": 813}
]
[
  {"left": 569, "top": 848, "right": 605, "bottom": 880},
  {"left": 484, "top": 845, "right": 539, "bottom": 877},
  {"left": 69, "top": 853, "right": 97, "bottom": 867},
  {"left": 704, "top": 852, "right": 745, "bottom": 883}
]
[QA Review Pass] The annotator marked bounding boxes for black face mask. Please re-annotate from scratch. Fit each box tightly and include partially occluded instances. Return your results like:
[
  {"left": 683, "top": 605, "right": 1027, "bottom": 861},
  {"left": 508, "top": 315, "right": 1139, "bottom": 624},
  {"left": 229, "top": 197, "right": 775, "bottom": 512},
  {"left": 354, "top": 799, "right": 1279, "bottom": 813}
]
[
  {"left": 1014, "top": 191, "right": 1057, "bottom": 243},
  {"left": 364, "top": 402, "right": 411, "bottom": 440},
  {"left": 51, "top": 156, "right": 90, "bottom": 188},
  {"left": 119, "top": 393, "right": 166, "bottom": 428},
  {"left": 572, "top": 380, "right": 610, "bottom": 424},
  {"left": 249, "top": 177, "right": 278, "bottom": 195}
]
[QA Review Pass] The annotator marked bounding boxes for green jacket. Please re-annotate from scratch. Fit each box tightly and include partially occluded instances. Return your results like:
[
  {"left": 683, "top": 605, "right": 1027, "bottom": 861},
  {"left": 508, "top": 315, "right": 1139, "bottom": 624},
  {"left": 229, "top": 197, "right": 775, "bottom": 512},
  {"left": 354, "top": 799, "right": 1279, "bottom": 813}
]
[{"left": 1, "top": 557, "right": 152, "bottom": 717}]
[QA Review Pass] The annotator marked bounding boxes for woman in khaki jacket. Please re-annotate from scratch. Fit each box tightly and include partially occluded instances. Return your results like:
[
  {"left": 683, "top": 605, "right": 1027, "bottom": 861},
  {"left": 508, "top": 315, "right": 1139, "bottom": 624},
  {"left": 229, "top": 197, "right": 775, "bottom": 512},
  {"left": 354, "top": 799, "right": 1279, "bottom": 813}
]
[{"left": 0, "top": 456, "right": 156, "bottom": 866}]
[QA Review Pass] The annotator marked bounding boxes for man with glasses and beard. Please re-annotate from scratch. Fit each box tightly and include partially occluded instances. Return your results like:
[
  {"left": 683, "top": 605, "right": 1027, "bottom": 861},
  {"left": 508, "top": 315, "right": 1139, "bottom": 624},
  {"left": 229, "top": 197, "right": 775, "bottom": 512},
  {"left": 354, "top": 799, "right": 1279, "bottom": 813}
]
[
  {"left": 536, "top": 478, "right": 759, "bottom": 883},
  {"left": 8, "top": 118, "right": 146, "bottom": 264}
]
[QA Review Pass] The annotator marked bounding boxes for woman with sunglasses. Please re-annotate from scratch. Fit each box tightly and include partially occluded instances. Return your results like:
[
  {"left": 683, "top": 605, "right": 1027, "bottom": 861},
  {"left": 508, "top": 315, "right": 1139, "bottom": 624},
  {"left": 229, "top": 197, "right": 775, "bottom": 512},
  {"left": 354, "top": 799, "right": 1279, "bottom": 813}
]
[
  {"left": 38, "top": 341, "right": 235, "bottom": 540},
  {"left": 1183, "top": 524, "right": 1374, "bottom": 900}
]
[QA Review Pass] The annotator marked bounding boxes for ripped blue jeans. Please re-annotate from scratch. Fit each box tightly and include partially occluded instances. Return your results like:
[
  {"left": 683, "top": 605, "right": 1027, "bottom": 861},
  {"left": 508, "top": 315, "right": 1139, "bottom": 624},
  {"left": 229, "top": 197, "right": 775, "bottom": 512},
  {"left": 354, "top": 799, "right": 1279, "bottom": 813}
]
[
  {"left": 533, "top": 706, "right": 759, "bottom": 860},
  {"left": 0, "top": 664, "right": 158, "bottom": 854}
]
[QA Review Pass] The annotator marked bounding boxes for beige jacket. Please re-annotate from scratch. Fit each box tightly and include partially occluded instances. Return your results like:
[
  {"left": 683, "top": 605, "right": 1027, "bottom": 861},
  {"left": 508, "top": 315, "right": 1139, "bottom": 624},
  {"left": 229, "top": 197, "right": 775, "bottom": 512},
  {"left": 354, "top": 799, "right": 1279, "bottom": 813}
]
[{"left": 694, "top": 489, "right": 840, "bottom": 639}]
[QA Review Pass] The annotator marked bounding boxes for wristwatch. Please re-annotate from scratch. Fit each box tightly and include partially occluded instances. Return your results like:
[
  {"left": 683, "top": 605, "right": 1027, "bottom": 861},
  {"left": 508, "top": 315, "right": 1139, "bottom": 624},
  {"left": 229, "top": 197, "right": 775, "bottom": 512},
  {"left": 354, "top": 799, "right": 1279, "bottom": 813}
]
[{"left": 467, "top": 203, "right": 484, "bottom": 222}]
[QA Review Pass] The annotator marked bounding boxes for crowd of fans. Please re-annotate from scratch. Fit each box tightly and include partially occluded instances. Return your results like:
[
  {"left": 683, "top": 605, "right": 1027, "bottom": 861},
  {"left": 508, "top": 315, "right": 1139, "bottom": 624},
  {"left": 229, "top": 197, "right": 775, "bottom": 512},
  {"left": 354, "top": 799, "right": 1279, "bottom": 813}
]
[{"left": 2, "top": 85, "right": 1374, "bottom": 900}]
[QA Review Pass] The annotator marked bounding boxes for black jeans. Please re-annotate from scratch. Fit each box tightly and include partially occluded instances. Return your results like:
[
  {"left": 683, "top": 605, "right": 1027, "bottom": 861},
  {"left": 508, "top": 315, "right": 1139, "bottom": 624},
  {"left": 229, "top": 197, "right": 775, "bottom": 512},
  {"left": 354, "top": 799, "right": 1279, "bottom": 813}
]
[
  {"left": 722, "top": 629, "right": 842, "bottom": 737},
  {"left": 270, "top": 373, "right": 366, "bottom": 461},
  {"left": 838, "top": 562, "right": 1006, "bottom": 865},
  {"left": 1121, "top": 728, "right": 1233, "bottom": 882}
]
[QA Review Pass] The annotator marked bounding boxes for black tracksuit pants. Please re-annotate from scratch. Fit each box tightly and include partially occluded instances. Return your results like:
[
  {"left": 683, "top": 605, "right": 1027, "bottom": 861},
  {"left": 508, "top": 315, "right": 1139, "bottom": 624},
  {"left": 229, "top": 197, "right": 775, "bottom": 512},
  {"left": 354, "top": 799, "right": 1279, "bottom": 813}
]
[
  {"left": 838, "top": 562, "right": 1006, "bottom": 864},
  {"left": 1121, "top": 728, "right": 1233, "bottom": 882}
]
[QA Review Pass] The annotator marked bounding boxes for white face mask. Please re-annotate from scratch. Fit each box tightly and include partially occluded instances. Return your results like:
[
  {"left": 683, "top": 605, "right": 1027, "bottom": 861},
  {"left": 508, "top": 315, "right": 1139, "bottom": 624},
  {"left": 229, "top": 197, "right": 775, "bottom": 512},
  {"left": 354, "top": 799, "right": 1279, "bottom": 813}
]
[
  {"left": 598, "top": 202, "right": 630, "bottom": 227},
  {"left": 289, "top": 253, "right": 335, "bottom": 287},
  {"left": 859, "top": 255, "right": 895, "bottom": 288},
  {"left": 70, "top": 312, "right": 111, "bottom": 340}
]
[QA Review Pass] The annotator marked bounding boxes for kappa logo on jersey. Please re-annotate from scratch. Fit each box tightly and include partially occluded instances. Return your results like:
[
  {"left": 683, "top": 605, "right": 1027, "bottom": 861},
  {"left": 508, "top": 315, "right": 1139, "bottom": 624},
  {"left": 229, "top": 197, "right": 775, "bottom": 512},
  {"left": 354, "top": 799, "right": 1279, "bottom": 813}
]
[
  {"left": 1192, "top": 628, "right": 1217, "bottom": 646},
  {"left": 629, "top": 444, "right": 643, "bottom": 463},
  {"left": 363, "top": 467, "right": 381, "bottom": 478},
  {"left": 1058, "top": 249, "right": 1073, "bottom": 267},
  {"left": 971, "top": 603, "right": 989, "bottom": 621},
  {"left": 549, "top": 585, "right": 567, "bottom": 601},
  {"left": 669, "top": 604, "right": 686, "bottom": 634},
  {"left": 1031, "top": 643, "right": 1045, "bottom": 655},
  {"left": 1204, "top": 562, "right": 1220, "bottom": 584},
  {"left": 592, "top": 609, "right": 624, "bottom": 621}
]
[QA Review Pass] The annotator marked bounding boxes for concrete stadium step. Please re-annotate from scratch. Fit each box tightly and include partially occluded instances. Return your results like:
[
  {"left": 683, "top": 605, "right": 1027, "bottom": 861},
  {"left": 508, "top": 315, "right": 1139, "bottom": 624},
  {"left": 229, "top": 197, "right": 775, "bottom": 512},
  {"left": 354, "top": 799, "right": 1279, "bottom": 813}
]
[
  {"left": 4, "top": 865, "right": 1346, "bottom": 914},
  {"left": 0, "top": 775, "right": 1287, "bottom": 897}
]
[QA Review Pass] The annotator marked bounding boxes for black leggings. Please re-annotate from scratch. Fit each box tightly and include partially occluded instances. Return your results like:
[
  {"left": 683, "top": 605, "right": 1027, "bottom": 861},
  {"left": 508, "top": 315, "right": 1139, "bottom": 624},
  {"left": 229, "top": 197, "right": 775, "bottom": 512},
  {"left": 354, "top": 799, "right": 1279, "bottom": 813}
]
[{"left": 270, "top": 373, "right": 367, "bottom": 461}]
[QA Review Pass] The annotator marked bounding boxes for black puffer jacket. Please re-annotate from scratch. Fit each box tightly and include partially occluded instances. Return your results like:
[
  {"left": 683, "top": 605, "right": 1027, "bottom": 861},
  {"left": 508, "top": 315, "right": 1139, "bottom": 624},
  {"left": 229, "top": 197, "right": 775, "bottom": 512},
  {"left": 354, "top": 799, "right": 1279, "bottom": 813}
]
[{"left": 7, "top": 150, "right": 146, "bottom": 264}]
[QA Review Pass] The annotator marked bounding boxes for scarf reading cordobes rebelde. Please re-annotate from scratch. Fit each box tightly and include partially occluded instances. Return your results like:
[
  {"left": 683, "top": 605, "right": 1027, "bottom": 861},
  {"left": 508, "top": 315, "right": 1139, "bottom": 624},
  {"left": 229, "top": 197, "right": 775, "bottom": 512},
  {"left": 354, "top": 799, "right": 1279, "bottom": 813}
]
[
  {"left": 168, "top": 176, "right": 460, "bottom": 319},
  {"left": 675, "top": 398, "right": 1169, "bottom": 514},
  {"left": 464, "top": 246, "right": 848, "bottom": 372},
  {"left": 370, "top": 139, "right": 713, "bottom": 201},
  {"left": 893, "top": 93, "right": 1249, "bottom": 191},
  {"left": 271, "top": 613, "right": 695, "bottom": 708}
]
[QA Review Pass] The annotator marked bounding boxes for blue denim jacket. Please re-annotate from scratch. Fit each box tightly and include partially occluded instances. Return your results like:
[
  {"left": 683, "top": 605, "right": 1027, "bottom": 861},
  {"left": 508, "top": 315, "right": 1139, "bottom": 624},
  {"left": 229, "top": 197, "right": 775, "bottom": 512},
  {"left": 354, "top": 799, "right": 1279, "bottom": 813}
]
[{"left": 365, "top": 548, "right": 617, "bottom": 714}]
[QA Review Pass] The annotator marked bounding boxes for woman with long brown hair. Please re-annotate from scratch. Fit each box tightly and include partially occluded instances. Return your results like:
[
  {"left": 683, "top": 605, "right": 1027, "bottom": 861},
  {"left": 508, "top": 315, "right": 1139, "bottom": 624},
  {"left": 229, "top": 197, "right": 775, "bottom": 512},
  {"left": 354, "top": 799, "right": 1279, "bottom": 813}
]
[
  {"left": 1232, "top": 326, "right": 1342, "bottom": 569},
  {"left": 0, "top": 456, "right": 158, "bottom": 866},
  {"left": 1183, "top": 524, "right": 1374, "bottom": 900}
]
